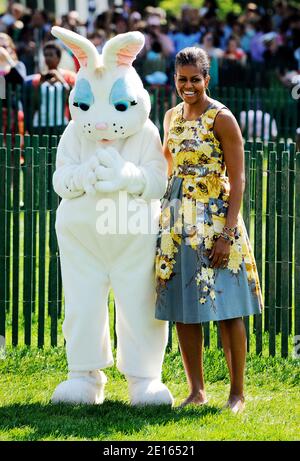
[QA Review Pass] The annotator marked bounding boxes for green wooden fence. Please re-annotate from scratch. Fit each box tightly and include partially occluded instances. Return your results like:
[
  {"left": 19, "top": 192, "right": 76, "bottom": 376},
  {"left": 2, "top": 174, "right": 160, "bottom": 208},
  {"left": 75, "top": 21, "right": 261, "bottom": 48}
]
[
  {"left": 0, "top": 133, "right": 299, "bottom": 357},
  {"left": 149, "top": 85, "right": 299, "bottom": 142},
  {"left": 0, "top": 83, "right": 299, "bottom": 143}
]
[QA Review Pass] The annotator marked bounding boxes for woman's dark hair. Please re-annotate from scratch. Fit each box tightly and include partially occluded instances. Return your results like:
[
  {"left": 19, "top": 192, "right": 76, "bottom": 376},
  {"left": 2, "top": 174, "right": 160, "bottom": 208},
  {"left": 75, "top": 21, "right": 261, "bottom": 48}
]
[{"left": 175, "top": 47, "right": 210, "bottom": 77}]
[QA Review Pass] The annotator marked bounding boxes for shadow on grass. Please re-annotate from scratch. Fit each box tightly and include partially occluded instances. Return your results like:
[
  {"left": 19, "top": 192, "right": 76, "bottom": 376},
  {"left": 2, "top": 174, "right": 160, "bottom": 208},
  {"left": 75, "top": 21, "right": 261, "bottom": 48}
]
[{"left": 0, "top": 400, "right": 220, "bottom": 440}]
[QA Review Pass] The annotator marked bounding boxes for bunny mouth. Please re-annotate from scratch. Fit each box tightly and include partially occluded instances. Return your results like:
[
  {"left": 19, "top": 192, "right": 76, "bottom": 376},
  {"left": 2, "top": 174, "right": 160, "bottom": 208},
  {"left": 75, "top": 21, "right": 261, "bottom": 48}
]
[{"left": 98, "top": 138, "right": 114, "bottom": 144}]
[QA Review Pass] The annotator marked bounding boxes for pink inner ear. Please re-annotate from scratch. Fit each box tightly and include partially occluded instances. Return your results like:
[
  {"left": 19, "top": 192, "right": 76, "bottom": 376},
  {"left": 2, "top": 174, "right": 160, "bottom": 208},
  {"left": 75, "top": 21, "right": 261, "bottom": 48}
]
[
  {"left": 116, "top": 43, "right": 142, "bottom": 67},
  {"left": 63, "top": 39, "right": 88, "bottom": 67}
]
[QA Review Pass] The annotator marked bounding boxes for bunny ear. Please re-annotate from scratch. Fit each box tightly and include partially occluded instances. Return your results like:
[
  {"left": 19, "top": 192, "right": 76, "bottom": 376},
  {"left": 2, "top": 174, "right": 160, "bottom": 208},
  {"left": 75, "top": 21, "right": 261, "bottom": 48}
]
[
  {"left": 102, "top": 31, "right": 145, "bottom": 69},
  {"left": 51, "top": 26, "right": 100, "bottom": 71}
]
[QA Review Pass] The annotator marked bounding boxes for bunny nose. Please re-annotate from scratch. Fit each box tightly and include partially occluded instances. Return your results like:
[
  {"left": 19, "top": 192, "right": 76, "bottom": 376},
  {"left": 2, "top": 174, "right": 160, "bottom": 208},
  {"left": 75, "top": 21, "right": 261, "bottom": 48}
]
[{"left": 95, "top": 122, "right": 108, "bottom": 130}]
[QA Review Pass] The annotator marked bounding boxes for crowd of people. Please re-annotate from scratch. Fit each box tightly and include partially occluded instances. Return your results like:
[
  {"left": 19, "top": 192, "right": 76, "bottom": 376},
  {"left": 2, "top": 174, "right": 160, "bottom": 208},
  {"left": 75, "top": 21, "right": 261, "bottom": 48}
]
[{"left": 0, "top": 1, "right": 299, "bottom": 136}]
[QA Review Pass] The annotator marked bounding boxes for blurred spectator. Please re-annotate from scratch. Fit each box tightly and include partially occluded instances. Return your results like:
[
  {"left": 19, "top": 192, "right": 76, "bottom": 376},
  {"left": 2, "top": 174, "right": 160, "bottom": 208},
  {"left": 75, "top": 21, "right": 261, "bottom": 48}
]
[
  {"left": 219, "top": 13, "right": 237, "bottom": 50},
  {"left": 61, "top": 10, "right": 85, "bottom": 35},
  {"left": 249, "top": 16, "right": 273, "bottom": 63},
  {"left": 15, "top": 9, "right": 52, "bottom": 74},
  {"left": 0, "top": 32, "right": 26, "bottom": 137},
  {"left": 113, "top": 11, "right": 129, "bottom": 35},
  {"left": 199, "top": 31, "right": 223, "bottom": 59},
  {"left": 144, "top": 14, "right": 174, "bottom": 58},
  {"left": 199, "top": 0, "right": 218, "bottom": 20},
  {"left": 0, "top": 2, "right": 25, "bottom": 33},
  {"left": 87, "top": 30, "right": 106, "bottom": 54},
  {"left": 198, "top": 32, "right": 223, "bottom": 89},
  {"left": 221, "top": 36, "right": 247, "bottom": 86},
  {"left": 240, "top": 109, "right": 278, "bottom": 142},
  {"left": 240, "top": 21, "right": 256, "bottom": 54},
  {"left": 239, "top": 3, "right": 261, "bottom": 25},
  {"left": 224, "top": 36, "right": 247, "bottom": 64},
  {"left": 272, "top": 1, "right": 289, "bottom": 30},
  {"left": 128, "top": 11, "right": 142, "bottom": 31},
  {"left": 25, "top": 41, "right": 75, "bottom": 135},
  {"left": 170, "top": 6, "right": 202, "bottom": 55},
  {"left": 0, "top": 32, "right": 26, "bottom": 82},
  {"left": 143, "top": 39, "right": 168, "bottom": 86}
]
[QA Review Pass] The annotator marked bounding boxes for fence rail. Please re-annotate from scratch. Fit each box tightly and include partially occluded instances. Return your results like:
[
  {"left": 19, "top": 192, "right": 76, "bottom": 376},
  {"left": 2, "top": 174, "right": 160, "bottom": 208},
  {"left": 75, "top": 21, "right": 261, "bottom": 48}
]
[
  {"left": 0, "top": 134, "right": 299, "bottom": 357},
  {"left": 0, "top": 84, "right": 299, "bottom": 143}
]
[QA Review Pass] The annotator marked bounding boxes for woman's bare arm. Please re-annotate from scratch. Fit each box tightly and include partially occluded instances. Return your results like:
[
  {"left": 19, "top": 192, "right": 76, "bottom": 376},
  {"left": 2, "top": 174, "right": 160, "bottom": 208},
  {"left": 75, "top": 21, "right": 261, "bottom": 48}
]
[
  {"left": 163, "top": 108, "right": 174, "bottom": 176},
  {"left": 214, "top": 109, "right": 245, "bottom": 229}
]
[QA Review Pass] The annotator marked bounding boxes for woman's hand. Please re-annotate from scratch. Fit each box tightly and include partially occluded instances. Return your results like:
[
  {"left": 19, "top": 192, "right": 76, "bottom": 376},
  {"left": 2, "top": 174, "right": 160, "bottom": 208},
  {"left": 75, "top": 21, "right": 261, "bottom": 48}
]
[
  {"left": 0, "top": 46, "right": 15, "bottom": 70},
  {"left": 208, "top": 236, "right": 231, "bottom": 269}
]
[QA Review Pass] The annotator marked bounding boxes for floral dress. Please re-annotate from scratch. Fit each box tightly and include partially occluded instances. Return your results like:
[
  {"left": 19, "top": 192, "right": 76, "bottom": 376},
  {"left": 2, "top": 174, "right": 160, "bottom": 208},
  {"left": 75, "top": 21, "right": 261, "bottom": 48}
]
[{"left": 155, "top": 100, "right": 263, "bottom": 323}]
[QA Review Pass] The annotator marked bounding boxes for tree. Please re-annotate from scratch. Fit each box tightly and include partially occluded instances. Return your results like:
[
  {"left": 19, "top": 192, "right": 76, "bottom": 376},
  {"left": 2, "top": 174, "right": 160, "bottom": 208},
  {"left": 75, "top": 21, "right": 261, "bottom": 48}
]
[{"left": 159, "top": 0, "right": 242, "bottom": 19}]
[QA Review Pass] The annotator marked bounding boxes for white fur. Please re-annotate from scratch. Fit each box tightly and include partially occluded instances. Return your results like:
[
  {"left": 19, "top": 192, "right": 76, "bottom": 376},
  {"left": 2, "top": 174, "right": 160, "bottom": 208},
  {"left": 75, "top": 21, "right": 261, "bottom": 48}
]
[
  {"left": 52, "top": 371, "right": 107, "bottom": 404},
  {"left": 127, "top": 376, "right": 174, "bottom": 406},
  {"left": 50, "top": 27, "right": 171, "bottom": 406}
]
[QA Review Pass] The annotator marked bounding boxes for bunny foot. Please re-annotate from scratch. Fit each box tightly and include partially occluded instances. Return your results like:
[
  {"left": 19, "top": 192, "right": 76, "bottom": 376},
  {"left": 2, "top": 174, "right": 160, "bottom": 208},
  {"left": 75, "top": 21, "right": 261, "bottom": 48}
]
[
  {"left": 51, "top": 370, "right": 107, "bottom": 404},
  {"left": 127, "top": 376, "right": 174, "bottom": 406}
]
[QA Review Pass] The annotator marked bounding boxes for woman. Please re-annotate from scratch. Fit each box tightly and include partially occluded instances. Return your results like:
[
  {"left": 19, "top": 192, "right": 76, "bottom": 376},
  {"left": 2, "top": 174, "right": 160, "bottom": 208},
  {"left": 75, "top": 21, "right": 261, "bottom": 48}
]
[{"left": 155, "top": 47, "right": 263, "bottom": 413}]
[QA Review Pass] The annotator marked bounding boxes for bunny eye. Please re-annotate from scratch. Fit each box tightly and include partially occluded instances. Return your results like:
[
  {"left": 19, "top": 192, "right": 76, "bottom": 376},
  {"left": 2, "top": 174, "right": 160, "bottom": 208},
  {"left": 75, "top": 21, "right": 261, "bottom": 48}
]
[
  {"left": 73, "top": 102, "right": 90, "bottom": 111},
  {"left": 114, "top": 101, "right": 130, "bottom": 112}
]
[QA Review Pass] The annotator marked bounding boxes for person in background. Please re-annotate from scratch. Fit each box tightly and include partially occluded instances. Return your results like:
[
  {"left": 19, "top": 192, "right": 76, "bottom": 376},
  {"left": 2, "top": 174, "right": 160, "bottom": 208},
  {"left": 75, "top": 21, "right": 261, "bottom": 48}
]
[
  {"left": 87, "top": 30, "right": 106, "bottom": 54},
  {"left": 128, "top": 11, "right": 142, "bottom": 32},
  {"left": 25, "top": 41, "right": 75, "bottom": 136},
  {"left": 0, "top": 32, "right": 26, "bottom": 137},
  {"left": 0, "top": 2, "right": 25, "bottom": 33},
  {"left": 144, "top": 14, "right": 174, "bottom": 59},
  {"left": 239, "top": 3, "right": 261, "bottom": 26},
  {"left": 240, "top": 109, "right": 278, "bottom": 142},
  {"left": 170, "top": 6, "right": 202, "bottom": 55},
  {"left": 199, "top": 31, "right": 224, "bottom": 60},
  {"left": 240, "top": 21, "right": 256, "bottom": 55},
  {"left": 224, "top": 36, "right": 247, "bottom": 64},
  {"left": 198, "top": 32, "right": 223, "bottom": 89}
]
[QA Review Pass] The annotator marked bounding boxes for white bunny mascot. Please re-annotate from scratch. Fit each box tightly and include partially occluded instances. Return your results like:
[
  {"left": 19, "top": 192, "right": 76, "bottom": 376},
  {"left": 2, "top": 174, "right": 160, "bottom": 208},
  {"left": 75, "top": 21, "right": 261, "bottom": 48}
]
[{"left": 50, "top": 27, "right": 173, "bottom": 406}]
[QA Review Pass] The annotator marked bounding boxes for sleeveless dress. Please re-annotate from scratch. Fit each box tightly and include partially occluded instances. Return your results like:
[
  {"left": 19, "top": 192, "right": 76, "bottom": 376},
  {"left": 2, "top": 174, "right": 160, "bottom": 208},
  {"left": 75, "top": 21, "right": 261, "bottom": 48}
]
[{"left": 155, "top": 100, "right": 264, "bottom": 323}]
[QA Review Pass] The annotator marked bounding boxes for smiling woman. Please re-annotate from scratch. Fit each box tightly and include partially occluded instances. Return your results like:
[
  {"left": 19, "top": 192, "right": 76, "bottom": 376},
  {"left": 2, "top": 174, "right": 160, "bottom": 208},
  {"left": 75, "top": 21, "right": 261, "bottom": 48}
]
[{"left": 155, "top": 46, "right": 264, "bottom": 414}]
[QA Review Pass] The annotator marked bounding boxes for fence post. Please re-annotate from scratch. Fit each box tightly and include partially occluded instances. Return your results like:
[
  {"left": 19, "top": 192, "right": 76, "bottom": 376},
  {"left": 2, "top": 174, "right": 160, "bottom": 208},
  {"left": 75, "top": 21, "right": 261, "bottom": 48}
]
[
  {"left": 49, "top": 145, "right": 59, "bottom": 346},
  {"left": 0, "top": 147, "right": 7, "bottom": 340},
  {"left": 203, "top": 321, "right": 210, "bottom": 349},
  {"left": 255, "top": 149, "right": 263, "bottom": 354},
  {"left": 280, "top": 150, "right": 290, "bottom": 357},
  {"left": 266, "top": 149, "right": 277, "bottom": 355},
  {"left": 31, "top": 137, "right": 39, "bottom": 315},
  {"left": 243, "top": 145, "right": 251, "bottom": 350},
  {"left": 288, "top": 143, "right": 296, "bottom": 335},
  {"left": 5, "top": 134, "right": 12, "bottom": 315},
  {"left": 38, "top": 147, "right": 47, "bottom": 348},
  {"left": 23, "top": 146, "right": 34, "bottom": 346},
  {"left": 264, "top": 142, "right": 275, "bottom": 333},
  {"left": 12, "top": 147, "right": 21, "bottom": 346},
  {"left": 295, "top": 152, "right": 300, "bottom": 341},
  {"left": 276, "top": 142, "right": 286, "bottom": 333}
]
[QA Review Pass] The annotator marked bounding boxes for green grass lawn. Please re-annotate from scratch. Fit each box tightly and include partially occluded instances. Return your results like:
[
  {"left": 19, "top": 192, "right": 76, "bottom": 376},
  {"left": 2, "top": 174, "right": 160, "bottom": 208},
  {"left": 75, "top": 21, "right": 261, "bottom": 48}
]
[{"left": 0, "top": 346, "right": 299, "bottom": 441}]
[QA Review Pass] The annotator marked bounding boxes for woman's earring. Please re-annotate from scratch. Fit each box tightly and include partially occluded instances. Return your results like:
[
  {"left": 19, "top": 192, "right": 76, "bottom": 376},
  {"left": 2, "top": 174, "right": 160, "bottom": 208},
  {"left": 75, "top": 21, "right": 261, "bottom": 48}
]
[{"left": 206, "top": 86, "right": 211, "bottom": 97}]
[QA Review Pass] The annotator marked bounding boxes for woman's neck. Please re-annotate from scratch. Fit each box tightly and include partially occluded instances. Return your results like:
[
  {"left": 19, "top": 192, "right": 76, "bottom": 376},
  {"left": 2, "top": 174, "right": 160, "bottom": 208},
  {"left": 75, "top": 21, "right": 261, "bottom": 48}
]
[{"left": 183, "top": 96, "right": 212, "bottom": 120}]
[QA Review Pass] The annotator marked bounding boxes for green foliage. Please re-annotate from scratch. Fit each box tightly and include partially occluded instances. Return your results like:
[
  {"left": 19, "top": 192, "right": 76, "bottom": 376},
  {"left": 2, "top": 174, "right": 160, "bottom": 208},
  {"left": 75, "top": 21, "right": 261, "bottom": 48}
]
[
  {"left": 159, "top": 0, "right": 203, "bottom": 16},
  {"left": 159, "top": 0, "right": 242, "bottom": 18}
]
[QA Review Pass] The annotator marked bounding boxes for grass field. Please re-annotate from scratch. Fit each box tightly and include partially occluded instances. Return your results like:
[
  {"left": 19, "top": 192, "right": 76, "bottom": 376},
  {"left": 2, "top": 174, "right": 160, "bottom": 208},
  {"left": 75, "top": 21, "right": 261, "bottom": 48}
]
[{"left": 0, "top": 345, "right": 299, "bottom": 441}]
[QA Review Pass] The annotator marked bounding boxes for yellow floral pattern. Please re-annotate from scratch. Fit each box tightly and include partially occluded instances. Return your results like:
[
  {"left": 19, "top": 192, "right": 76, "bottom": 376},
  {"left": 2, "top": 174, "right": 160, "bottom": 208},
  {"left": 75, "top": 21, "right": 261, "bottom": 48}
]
[{"left": 156, "top": 102, "right": 264, "bottom": 311}]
